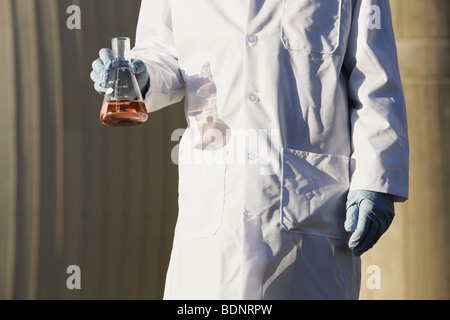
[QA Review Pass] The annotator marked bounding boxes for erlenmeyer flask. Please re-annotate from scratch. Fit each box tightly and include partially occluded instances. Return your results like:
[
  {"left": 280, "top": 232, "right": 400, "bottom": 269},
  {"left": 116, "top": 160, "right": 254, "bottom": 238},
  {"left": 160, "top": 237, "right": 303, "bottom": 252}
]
[{"left": 100, "top": 37, "right": 148, "bottom": 127}]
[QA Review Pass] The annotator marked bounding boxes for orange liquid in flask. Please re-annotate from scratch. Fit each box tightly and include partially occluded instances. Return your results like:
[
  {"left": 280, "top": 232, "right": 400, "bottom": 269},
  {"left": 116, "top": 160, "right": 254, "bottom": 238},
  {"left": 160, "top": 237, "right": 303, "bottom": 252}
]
[{"left": 100, "top": 100, "right": 148, "bottom": 127}]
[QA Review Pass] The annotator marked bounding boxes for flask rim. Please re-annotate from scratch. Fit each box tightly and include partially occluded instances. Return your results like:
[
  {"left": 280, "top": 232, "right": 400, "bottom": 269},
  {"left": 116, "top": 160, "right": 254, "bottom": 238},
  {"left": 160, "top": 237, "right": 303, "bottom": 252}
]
[{"left": 112, "top": 37, "right": 131, "bottom": 61}]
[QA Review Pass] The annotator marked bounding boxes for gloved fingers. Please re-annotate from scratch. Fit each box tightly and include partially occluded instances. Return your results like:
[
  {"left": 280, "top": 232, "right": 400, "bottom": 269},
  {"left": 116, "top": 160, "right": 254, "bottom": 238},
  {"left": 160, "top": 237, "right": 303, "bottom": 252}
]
[
  {"left": 360, "top": 198, "right": 391, "bottom": 236},
  {"left": 92, "top": 58, "right": 105, "bottom": 74},
  {"left": 383, "top": 201, "right": 396, "bottom": 224},
  {"left": 131, "top": 59, "right": 146, "bottom": 75},
  {"left": 365, "top": 203, "right": 394, "bottom": 253},
  {"left": 90, "top": 68, "right": 108, "bottom": 94},
  {"left": 90, "top": 69, "right": 99, "bottom": 83},
  {"left": 91, "top": 56, "right": 110, "bottom": 92},
  {"left": 99, "top": 48, "right": 114, "bottom": 70},
  {"left": 347, "top": 198, "right": 382, "bottom": 256},
  {"left": 351, "top": 218, "right": 379, "bottom": 256},
  {"left": 350, "top": 198, "right": 392, "bottom": 256},
  {"left": 344, "top": 203, "right": 359, "bottom": 232},
  {"left": 94, "top": 82, "right": 107, "bottom": 94},
  {"left": 131, "top": 59, "right": 150, "bottom": 95},
  {"left": 348, "top": 211, "right": 370, "bottom": 251},
  {"left": 345, "top": 190, "right": 396, "bottom": 256},
  {"left": 90, "top": 68, "right": 104, "bottom": 83}
]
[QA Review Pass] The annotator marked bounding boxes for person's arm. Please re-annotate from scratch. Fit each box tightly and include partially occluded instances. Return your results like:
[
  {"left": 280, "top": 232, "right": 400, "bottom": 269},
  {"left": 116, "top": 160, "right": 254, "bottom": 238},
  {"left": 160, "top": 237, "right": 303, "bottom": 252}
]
[
  {"left": 343, "top": 0, "right": 409, "bottom": 255},
  {"left": 344, "top": 0, "right": 409, "bottom": 202},
  {"left": 131, "top": 0, "right": 185, "bottom": 113}
]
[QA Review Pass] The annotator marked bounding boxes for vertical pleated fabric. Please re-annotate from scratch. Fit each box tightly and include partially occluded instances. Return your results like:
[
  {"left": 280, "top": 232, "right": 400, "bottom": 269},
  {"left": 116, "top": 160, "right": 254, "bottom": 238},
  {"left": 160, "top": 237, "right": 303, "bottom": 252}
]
[{"left": 0, "top": 0, "right": 185, "bottom": 299}]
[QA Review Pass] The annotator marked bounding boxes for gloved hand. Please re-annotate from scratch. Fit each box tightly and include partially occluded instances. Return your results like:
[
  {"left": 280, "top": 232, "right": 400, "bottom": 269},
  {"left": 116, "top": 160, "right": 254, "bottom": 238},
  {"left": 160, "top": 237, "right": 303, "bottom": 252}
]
[
  {"left": 345, "top": 190, "right": 395, "bottom": 256},
  {"left": 90, "top": 48, "right": 149, "bottom": 95}
]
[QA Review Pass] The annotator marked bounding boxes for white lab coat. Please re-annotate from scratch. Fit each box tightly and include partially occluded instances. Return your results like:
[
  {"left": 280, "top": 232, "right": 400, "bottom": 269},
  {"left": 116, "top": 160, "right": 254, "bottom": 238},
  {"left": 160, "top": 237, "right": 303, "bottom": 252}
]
[{"left": 131, "top": 0, "right": 409, "bottom": 300}]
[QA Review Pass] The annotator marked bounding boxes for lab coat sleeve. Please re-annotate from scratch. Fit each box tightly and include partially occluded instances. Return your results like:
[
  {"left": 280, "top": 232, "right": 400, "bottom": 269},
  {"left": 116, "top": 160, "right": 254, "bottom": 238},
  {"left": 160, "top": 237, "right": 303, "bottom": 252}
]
[
  {"left": 131, "top": 0, "right": 185, "bottom": 112},
  {"left": 344, "top": 0, "right": 409, "bottom": 202}
]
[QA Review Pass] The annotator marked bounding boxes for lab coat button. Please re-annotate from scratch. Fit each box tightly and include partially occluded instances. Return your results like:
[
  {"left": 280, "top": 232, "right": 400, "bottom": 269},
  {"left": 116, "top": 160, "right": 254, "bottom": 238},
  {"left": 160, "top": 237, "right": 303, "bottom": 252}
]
[
  {"left": 247, "top": 34, "right": 258, "bottom": 44},
  {"left": 249, "top": 94, "right": 259, "bottom": 102}
]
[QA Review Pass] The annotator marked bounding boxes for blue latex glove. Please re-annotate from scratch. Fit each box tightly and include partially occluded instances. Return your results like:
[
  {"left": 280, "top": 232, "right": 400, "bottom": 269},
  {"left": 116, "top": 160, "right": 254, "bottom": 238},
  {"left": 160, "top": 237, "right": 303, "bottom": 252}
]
[
  {"left": 90, "top": 48, "right": 149, "bottom": 95},
  {"left": 345, "top": 190, "right": 395, "bottom": 256}
]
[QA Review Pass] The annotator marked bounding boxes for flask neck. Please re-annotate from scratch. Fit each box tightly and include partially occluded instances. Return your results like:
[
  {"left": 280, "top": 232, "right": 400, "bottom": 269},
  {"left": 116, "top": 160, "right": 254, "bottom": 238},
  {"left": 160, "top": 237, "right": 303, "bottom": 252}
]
[{"left": 112, "top": 37, "right": 131, "bottom": 61}]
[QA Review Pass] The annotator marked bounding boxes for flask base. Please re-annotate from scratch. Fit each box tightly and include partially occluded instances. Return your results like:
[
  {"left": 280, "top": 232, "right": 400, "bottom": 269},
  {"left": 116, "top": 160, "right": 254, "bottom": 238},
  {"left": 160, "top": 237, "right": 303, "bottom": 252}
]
[{"left": 100, "top": 101, "right": 148, "bottom": 127}]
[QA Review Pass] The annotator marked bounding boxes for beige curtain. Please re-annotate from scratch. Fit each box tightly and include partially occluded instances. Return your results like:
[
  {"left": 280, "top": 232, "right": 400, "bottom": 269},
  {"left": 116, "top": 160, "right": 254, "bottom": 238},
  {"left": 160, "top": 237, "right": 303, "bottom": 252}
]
[
  {"left": 0, "top": 0, "right": 186, "bottom": 299},
  {"left": 0, "top": 0, "right": 448, "bottom": 300}
]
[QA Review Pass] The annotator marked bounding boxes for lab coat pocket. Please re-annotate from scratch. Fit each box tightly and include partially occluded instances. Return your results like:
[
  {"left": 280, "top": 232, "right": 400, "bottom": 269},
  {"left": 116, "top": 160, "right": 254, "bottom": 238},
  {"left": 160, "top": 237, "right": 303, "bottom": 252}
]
[
  {"left": 177, "top": 147, "right": 226, "bottom": 239},
  {"left": 280, "top": 148, "right": 349, "bottom": 239},
  {"left": 281, "top": 0, "right": 342, "bottom": 54}
]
